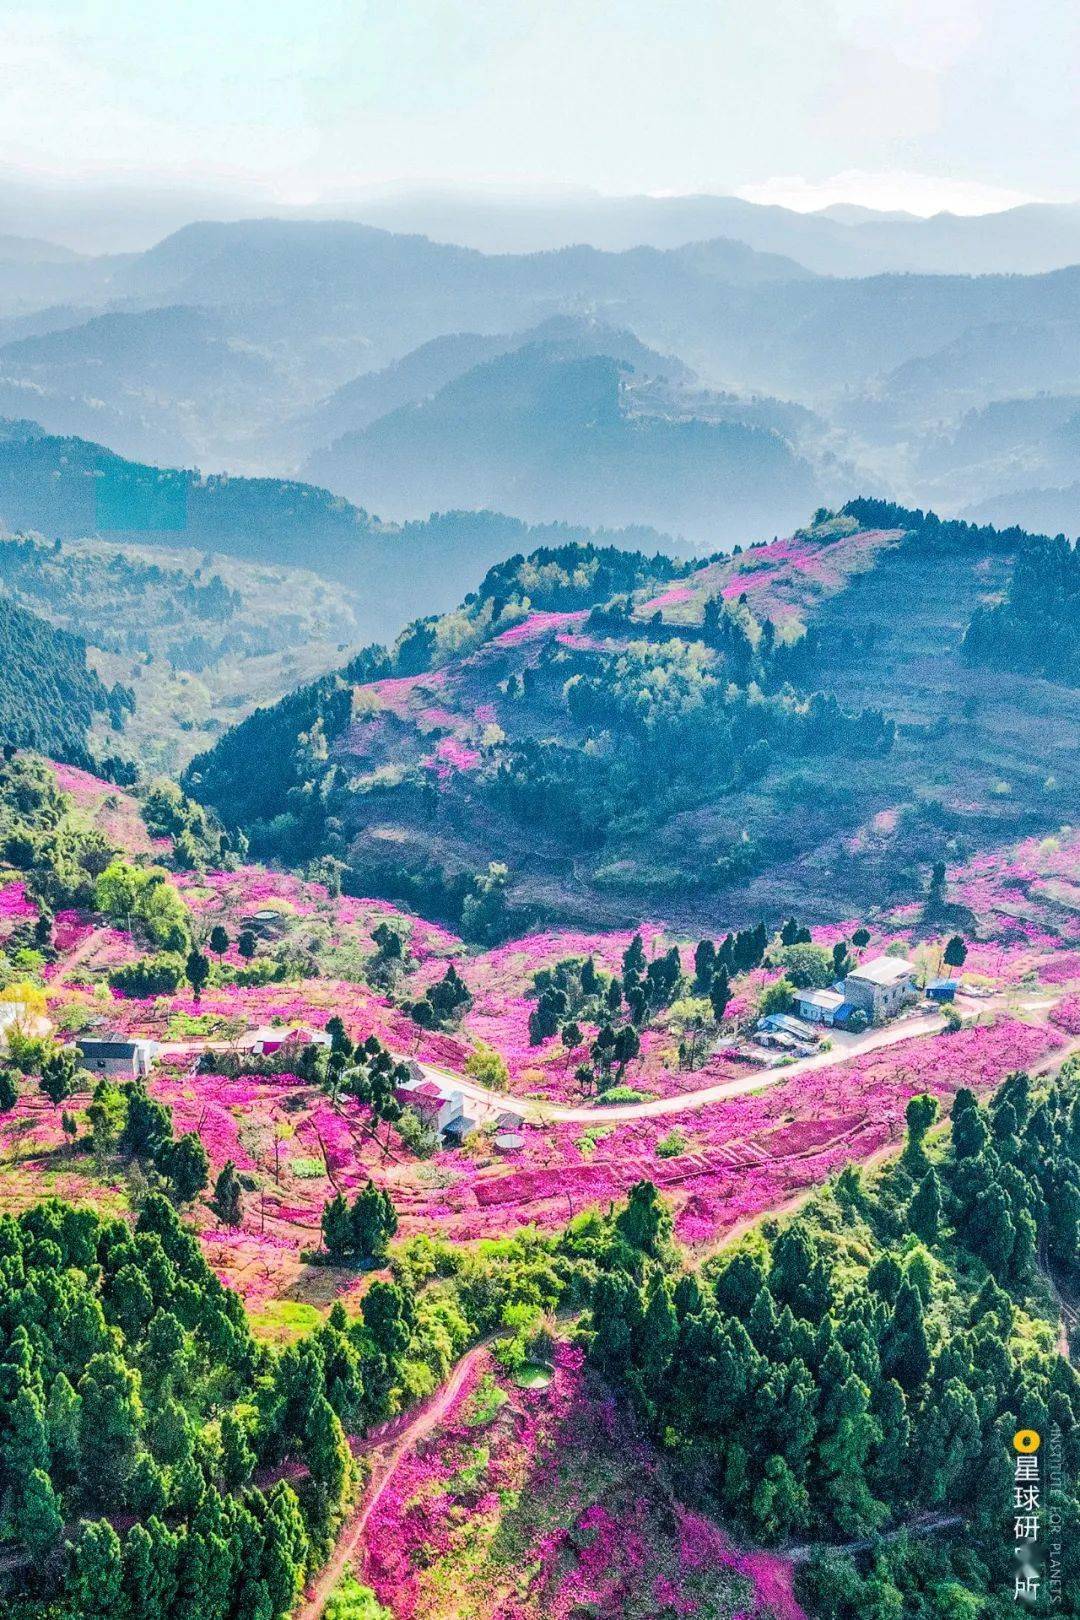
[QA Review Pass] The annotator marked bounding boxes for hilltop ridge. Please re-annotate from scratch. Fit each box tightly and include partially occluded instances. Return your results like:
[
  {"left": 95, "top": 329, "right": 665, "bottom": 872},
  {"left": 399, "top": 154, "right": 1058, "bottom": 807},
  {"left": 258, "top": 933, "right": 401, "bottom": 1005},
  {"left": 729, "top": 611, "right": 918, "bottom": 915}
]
[{"left": 184, "top": 501, "right": 1080, "bottom": 935}]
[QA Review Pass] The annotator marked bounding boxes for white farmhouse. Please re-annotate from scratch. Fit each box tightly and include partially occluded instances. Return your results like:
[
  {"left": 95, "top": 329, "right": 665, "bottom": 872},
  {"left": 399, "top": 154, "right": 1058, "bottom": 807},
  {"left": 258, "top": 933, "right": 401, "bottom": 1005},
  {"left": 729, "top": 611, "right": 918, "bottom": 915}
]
[{"left": 843, "top": 956, "right": 916, "bottom": 1024}]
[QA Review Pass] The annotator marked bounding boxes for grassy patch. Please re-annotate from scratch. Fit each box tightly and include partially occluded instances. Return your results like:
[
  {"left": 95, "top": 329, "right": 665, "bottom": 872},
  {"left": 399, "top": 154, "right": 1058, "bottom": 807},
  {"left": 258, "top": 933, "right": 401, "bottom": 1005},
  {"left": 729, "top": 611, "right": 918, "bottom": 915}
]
[
  {"left": 288, "top": 1156, "right": 325, "bottom": 1179},
  {"left": 576, "top": 1125, "right": 614, "bottom": 1157},
  {"left": 247, "top": 1298, "right": 322, "bottom": 1345},
  {"left": 321, "top": 1573, "right": 391, "bottom": 1619},
  {"left": 465, "top": 1373, "right": 509, "bottom": 1428}
]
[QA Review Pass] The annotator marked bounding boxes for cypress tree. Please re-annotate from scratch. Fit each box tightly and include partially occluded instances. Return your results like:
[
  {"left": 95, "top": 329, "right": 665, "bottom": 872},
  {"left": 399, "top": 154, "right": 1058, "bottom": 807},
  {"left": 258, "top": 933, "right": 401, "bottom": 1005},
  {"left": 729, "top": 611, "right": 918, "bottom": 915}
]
[
  {"left": 881, "top": 1279, "right": 931, "bottom": 1393},
  {"left": 908, "top": 1168, "right": 942, "bottom": 1242}
]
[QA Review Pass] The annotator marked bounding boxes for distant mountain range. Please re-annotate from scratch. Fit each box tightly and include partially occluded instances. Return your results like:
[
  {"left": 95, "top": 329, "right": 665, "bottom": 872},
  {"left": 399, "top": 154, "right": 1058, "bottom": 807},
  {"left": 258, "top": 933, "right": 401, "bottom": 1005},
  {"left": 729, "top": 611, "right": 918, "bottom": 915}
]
[
  {"left": 0, "top": 233, "right": 81, "bottom": 266},
  {"left": 8, "top": 180, "right": 1080, "bottom": 277},
  {"left": 964, "top": 481, "right": 1080, "bottom": 537},
  {"left": 346, "top": 189, "right": 1080, "bottom": 278},
  {"left": 304, "top": 341, "right": 819, "bottom": 544},
  {"left": 1, "top": 215, "right": 1080, "bottom": 538}
]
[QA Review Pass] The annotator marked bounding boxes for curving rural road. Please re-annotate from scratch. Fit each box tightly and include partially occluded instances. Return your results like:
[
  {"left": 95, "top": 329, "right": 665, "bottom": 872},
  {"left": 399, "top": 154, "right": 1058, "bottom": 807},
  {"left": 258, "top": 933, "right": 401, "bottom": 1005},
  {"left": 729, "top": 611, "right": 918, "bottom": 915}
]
[
  {"left": 165, "top": 987, "right": 1069, "bottom": 1131},
  {"left": 417, "top": 1002, "right": 1004, "bottom": 1124},
  {"left": 417, "top": 1010, "right": 945, "bottom": 1127}
]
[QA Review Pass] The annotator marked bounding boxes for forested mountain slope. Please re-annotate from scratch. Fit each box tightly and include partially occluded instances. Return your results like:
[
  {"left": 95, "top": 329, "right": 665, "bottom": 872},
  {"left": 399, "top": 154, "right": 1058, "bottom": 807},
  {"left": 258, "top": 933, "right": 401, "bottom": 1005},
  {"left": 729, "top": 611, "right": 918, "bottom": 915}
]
[
  {"left": 0, "top": 594, "right": 132, "bottom": 768},
  {"left": 0, "top": 531, "right": 376, "bottom": 775},
  {"left": 283, "top": 313, "right": 696, "bottom": 460},
  {"left": 964, "top": 532, "right": 1080, "bottom": 684},
  {"left": 184, "top": 504, "right": 1080, "bottom": 935},
  {"left": 0, "top": 421, "right": 684, "bottom": 645},
  {"left": 0, "top": 306, "right": 287, "bottom": 465}
]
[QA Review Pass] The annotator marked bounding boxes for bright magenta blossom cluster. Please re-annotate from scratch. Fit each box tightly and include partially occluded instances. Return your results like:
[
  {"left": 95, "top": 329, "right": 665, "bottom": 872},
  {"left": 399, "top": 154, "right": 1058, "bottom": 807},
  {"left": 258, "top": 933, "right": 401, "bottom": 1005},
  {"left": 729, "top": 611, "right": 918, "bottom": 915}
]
[
  {"left": 0, "top": 882, "right": 36, "bottom": 920},
  {"left": 395, "top": 1017, "right": 1063, "bottom": 1245},
  {"left": 493, "top": 610, "right": 589, "bottom": 646},
  {"left": 361, "top": 1342, "right": 795, "bottom": 1620}
]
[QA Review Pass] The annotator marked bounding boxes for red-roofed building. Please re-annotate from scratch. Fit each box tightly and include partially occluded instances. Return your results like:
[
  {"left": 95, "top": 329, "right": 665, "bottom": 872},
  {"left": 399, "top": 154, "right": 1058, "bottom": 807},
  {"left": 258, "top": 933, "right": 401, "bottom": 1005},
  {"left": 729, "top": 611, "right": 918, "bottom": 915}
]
[
  {"left": 252, "top": 1025, "right": 332, "bottom": 1056},
  {"left": 396, "top": 1070, "right": 464, "bottom": 1134}
]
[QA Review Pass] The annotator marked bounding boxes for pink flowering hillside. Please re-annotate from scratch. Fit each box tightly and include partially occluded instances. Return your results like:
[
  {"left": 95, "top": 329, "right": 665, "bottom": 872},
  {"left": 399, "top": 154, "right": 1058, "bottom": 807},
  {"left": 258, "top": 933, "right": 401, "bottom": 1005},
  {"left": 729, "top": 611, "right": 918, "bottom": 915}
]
[
  {"left": 184, "top": 506, "right": 1080, "bottom": 937},
  {"left": 631, "top": 521, "right": 905, "bottom": 633},
  {"left": 50, "top": 761, "right": 165, "bottom": 855},
  {"left": 361, "top": 1342, "right": 801, "bottom": 1620},
  {"left": 389, "top": 1015, "right": 1070, "bottom": 1247}
]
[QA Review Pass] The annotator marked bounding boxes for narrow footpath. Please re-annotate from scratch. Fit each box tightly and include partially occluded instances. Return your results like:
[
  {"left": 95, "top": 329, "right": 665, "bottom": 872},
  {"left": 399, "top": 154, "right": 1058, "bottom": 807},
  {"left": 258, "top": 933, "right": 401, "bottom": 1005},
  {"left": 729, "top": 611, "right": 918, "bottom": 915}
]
[{"left": 295, "top": 1338, "right": 495, "bottom": 1620}]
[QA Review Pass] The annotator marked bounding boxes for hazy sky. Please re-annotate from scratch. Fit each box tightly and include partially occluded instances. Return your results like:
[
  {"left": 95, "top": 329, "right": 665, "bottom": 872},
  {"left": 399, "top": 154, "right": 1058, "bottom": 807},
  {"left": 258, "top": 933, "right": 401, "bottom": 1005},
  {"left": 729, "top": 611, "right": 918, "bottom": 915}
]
[{"left": 2, "top": 0, "right": 1077, "bottom": 218}]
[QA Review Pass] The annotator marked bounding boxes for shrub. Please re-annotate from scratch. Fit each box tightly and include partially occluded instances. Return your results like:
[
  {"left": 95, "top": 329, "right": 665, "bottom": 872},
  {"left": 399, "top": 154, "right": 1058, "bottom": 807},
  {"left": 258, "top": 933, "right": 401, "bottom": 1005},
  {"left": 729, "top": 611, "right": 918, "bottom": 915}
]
[
  {"left": 6, "top": 1028, "right": 50, "bottom": 1074},
  {"left": 464, "top": 1040, "right": 509, "bottom": 1091},
  {"left": 396, "top": 1107, "right": 440, "bottom": 1159},
  {"left": 758, "top": 977, "right": 795, "bottom": 1017},
  {"left": 219, "top": 958, "right": 286, "bottom": 987},
  {"left": 109, "top": 953, "right": 185, "bottom": 997},
  {"left": 656, "top": 1128, "right": 689, "bottom": 1158},
  {"left": 777, "top": 943, "right": 835, "bottom": 989},
  {"left": 597, "top": 1085, "right": 648, "bottom": 1105},
  {"left": 167, "top": 1012, "right": 230, "bottom": 1039},
  {"left": 323, "top": 1576, "right": 392, "bottom": 1620},
  {"left": 289, "top": 1157, "right": 324, "bottom": 1179}
]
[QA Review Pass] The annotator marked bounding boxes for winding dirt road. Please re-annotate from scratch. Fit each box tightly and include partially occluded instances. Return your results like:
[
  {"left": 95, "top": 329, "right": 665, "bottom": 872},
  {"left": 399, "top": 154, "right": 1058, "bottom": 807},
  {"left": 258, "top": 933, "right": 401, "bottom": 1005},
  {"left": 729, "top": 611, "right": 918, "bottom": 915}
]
[{"left": 295, "top": 1338, "right": 495, "bottom": 1620}]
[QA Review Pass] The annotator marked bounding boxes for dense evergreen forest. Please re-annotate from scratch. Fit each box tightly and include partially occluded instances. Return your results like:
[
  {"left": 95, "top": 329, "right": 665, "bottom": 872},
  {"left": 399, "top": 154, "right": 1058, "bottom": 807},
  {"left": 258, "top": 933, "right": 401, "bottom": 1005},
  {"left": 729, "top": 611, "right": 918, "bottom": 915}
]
[
  {"left": 850, "top": 499, "right": 1079, "bottom": 687},
  {"left": 588, "top": 1068, "right": 1080, "bottom": 1616},
  {"left": 964, "top": 533, "right": 1080, "bottom": 685},
  {"left": 0, "top": 595, "right": 132, "bottom": 769},
  {"left": 4, "top": 1058, "right": 1078, "bottom": 1618},
  {"left": 0, "top": 1183, "right": 583, "bottom": 1620}
]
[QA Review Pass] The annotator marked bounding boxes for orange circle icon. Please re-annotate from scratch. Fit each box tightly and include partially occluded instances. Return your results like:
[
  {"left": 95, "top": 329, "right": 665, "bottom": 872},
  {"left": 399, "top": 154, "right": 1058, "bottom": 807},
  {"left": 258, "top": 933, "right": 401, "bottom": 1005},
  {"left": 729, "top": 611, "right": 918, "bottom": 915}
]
[{"left": 1013, "top": 1430, "right": 1041, "bottom": 1453}]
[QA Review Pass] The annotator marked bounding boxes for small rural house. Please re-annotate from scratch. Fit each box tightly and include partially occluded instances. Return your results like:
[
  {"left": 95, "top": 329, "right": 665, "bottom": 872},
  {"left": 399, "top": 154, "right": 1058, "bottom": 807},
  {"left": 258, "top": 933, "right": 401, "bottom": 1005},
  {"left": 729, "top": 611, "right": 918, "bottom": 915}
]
[
  {"left": 794, "top": 988, "right": 848, "bottom": 1026},
  {"left": 925, "top": 979, "right": 959, "bottom": 1002},
  {"left": 75, "top": 1036, "right": 155, "bottom": 1080},
  {"left": 842, "top": 955, "right": 916, "bottom": 1023},
  {"left": 251, "top": 1025, "right": 332, "bottom": 1056},
  {"left": 442, "top": 1110, "right": 481, "bottom": 1145},
  {"left": 395, "top": 1070, "right": 464, "bottom": 1136}
]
